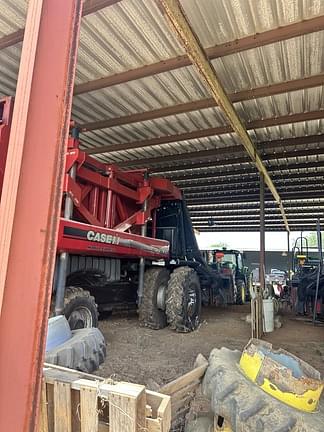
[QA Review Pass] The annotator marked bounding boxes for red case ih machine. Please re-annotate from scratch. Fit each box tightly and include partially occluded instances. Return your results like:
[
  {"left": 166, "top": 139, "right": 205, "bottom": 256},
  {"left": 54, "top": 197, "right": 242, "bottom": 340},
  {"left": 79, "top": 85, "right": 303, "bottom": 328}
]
[{"left": 0, "top": 97, "right": 222, "bottom": 332}]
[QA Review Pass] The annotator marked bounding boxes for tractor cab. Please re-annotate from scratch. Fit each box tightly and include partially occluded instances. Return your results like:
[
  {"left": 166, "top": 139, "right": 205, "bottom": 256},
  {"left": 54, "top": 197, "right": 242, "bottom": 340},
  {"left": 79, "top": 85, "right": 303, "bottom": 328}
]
[{"left": 202, "top": 248, "right": 250, "bottom": 305}]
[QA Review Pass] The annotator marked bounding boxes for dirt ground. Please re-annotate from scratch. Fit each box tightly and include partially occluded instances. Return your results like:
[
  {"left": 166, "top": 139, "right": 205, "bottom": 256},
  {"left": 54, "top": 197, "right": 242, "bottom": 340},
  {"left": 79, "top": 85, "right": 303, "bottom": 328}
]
[{"left": 97, "top": 305, "right": 324, "bottom": 387}]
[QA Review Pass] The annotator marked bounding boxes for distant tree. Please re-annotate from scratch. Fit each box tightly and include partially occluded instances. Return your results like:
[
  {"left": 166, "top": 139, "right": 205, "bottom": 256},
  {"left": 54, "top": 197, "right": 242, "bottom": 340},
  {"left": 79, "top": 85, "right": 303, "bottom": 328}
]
[
  {"left": 304, "top": 232, "right": 323, "bottom": 248},
  {"left": 209, "top": 241, "right": 229, "bottom": 249},
  {"left": 291, "top": 232, "right": 323, "bottom": 249}
]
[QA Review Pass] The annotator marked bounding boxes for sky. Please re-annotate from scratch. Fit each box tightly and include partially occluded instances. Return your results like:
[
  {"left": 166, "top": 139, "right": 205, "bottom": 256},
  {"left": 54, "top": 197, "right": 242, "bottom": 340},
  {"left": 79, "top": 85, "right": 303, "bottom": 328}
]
[{"left": 195, "top": 231, "right": 312, "bottom": 251}]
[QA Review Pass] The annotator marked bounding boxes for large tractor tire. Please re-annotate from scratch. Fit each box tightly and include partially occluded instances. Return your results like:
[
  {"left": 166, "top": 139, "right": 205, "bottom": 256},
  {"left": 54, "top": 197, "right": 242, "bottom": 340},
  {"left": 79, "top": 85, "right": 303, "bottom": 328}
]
[
  {"left": 63, "top": 287, "right": 98, "bottom": 330},
  {"left": 45, "top": 327, "right": 106, "bottom": 373},
  {"left": 236, "top": 280, "right": 246, "bottom": 305},
  {"left": 166, "top": 267, "right": 201, "bottom": 332},
  {"left": 138, "top": 267, "right": 170, "bottom": 329},
  {"left": 202, "top": 347, "right": 324, "bottom": 432}
]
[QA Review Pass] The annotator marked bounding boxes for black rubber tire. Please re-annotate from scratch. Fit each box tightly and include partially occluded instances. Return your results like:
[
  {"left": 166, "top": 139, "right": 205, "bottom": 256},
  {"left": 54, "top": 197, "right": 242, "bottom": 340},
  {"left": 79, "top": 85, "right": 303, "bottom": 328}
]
[
  {"left": 63, "top": 287, "right": 98, "bottom": 330},
  {"left": 138, "top": 267, "right": 170, "bottom": 329},
  {"left": 45, "top": 327, "right": 106, "bottom": 373},
  {"left": 202, "top": 347, "right": 324, "bottom": 432},
  {"left": 166, "top": 267, "right": 201, "bottom": 333},
  {"left": 236, "top": 280, "right": 246, "bottom": 305}
]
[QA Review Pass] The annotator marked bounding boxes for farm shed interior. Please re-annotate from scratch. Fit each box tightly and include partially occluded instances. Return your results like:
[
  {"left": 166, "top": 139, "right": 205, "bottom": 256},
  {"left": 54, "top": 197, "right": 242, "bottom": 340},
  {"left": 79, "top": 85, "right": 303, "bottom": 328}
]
[{"left": 0, "top": 0, "right": 324, "bottom": 431}]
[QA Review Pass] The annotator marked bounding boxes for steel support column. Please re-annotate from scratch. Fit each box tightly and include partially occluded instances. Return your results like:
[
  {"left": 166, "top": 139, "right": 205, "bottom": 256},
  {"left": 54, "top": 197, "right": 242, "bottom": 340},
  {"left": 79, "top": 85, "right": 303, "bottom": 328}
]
[
  {"left": 258, "top": 173, "right": 266, "bottom": 338},
  {"left": 0, "top": 0, "right": 82, "bottom": 430},
  {"left": 287, "top": 231, "right": 291, "bottom": 282},
  {"left": 260, "top": 174, "right": 266, "bottom": 295}
]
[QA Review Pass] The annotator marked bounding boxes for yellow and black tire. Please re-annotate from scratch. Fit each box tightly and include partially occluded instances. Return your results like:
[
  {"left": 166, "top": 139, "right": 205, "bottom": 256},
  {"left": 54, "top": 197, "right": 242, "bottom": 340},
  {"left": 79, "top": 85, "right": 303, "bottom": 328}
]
[{"left": 202, "top": 348, "right": 324, "bottom": 432}]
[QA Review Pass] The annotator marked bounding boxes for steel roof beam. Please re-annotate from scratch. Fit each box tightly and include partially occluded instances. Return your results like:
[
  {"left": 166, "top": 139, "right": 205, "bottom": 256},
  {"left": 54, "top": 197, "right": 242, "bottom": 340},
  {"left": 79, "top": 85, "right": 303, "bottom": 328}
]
[
  {"left": 0, "top": 29, "right": 25, "bottom": 51},
  {"left": 0, "top": 0, "right": 120, "bottom": 50},
  {"left": 80, "top": 74, "right": 324, "bottom": 131},
  {"left": 196, "top": 228, "right": 318, "bottom": 232},
  {"left": 153, "top": 147, "right": 324, "bottom": 174},
  {"left": 179, "top": 172, "right": 324, "bottom": 189},
  {"left": 190, "top": 207, "right": 324, "bottom": 215},
  {"left": 85, "top": 110, "right": 324, "bottom": 155},
  {"left": 172, "top": 161, "right": 324, "bottom": 181},
  {"left": 191, "top": 211, "right": 324, "bottom": 224},
  {"left": 186, "top": 184, "right": 324, "bottom": 197},
  {"left": 194, "top": 226, "right": 320, "bottom": 232},
  {"left": 115, "top": 133, "right": 324, "bottom": 167},
  {"left": 184, "top": 182, "right": 324, "bottom": 198},
  {"left": 193, "top": 214, "right": 324, "bottom": 222},
  {"left": 82, "top": 0, "right": 121, "bottom": 15},
  {"left": 73, "top": 14, "right": 324, "bottom": 94},
  {"left": 196, "top": 225, "right": 316, "bottom": 233},
  {"left": 173, "top": 162, "right": 324, "bottom": 182},
  {"left": 186, "top": 191, "right": 324, "bottom": 205},
  {"left": 188, "top": 201, "right": 324, "bottom": 210},
  {"left": 193, "top": 220, "right": 324, "bottom": 226}
]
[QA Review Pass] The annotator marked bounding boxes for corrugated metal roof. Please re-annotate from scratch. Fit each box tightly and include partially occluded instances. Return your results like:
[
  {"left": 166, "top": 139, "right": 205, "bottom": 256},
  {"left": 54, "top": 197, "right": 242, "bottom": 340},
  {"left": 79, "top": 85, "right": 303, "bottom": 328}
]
[
  {"left": 181, "top": 0, "right": 324, "bottom": 43},
  {"left": 1, "top": 0, "right": 324, "bottom": 230}
]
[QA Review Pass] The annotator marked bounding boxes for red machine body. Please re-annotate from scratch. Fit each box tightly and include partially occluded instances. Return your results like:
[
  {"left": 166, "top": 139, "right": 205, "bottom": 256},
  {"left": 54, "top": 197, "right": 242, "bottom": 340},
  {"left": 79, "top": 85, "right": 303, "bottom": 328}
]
[
  {"left": 0, "top": 96, "right": 223, "bottom": 331},
  {"left": 0, "top": 97, "right": 182, "bottom": 262},
  {"left": 59, "top": 136, "right": 181, "bottom": 259}
]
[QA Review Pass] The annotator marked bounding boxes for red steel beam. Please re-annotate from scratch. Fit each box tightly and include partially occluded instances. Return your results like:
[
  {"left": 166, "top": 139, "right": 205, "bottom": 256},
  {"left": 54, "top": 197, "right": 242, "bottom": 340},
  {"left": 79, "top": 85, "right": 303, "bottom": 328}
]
[
  {"left": 74, "top": 15, "right": 324, "bottom": 94},
  {"left": 0, "top": 0, "right": 120, "bottom": 50},
  {"left": 85, "top": 110, "right": 324, "bottom": 154},
  {"left": 0, "top": 0, "right": 81, "bottom": 430},
  {"left": 80, "top": 74, "right": 324, "bottom": 131}
]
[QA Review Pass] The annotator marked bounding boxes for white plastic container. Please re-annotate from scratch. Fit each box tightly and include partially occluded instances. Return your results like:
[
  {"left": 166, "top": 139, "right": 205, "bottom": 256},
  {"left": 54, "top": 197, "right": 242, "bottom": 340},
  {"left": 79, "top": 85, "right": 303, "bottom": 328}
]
[
  {"left": 46, "top": 315, "right": 72, "bottom": 352},
  {"left": 263, "top": 299, "right": 274, "bottom": 333}
]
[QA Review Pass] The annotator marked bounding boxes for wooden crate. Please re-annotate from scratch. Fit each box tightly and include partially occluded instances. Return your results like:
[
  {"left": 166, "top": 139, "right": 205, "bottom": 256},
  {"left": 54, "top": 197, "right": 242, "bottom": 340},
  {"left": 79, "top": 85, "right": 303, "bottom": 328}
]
[
  {"left": 159, "top": 354, "right": 208, "bottom": 427},
  {"left": 39, "top": 364, "right": 171, "bottom": 432}
]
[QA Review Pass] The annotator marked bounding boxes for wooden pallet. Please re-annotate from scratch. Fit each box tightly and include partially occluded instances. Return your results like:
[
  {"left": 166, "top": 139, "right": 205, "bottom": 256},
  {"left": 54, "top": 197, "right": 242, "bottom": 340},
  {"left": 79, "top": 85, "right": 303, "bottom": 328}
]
[
  {"left": 39, "top": 364, "right": 171, "bottom": 432},
  {"left": 159, "top": 354, "right": 208, "bottom": 427}
]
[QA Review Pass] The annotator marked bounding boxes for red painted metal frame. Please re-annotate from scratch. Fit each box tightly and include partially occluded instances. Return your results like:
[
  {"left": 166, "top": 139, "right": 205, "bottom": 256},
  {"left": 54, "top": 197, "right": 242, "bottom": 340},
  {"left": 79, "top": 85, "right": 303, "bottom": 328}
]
[
  {"left": 58, "top": 219, "right": 169, "bottom": 259},
  {"left": 56, "top": 137, "right": 182, "bottom": 258},
  {"left": 0, "top": 97, "right": 14, "bottom": 195},
  {"left": 1, "top": 106, "right": 179, "bottom": 264},
  {"left": 0, "top": 1, "right": 82, "bottom": 431},
  {"left": 63, "top": 136, "right": 181, "bottom": 235}
]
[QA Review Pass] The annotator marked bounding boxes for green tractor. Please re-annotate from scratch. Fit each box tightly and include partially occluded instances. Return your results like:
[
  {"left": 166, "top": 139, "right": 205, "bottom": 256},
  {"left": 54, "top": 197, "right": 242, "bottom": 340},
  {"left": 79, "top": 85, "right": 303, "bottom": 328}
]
[{"left": 202, "top": 248, "right": 250, "bottom": 305}]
